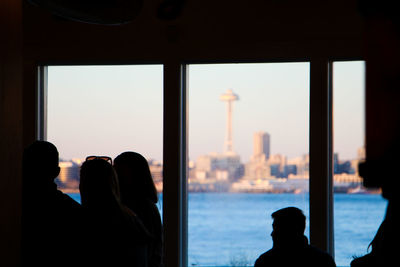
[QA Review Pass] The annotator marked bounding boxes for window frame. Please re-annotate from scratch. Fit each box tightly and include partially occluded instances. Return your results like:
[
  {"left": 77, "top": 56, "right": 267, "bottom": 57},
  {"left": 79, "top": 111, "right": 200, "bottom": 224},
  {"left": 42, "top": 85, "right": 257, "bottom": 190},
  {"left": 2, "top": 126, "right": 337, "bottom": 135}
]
[{"left": 37, "top": 58, "right": 363, "bottom": 267}]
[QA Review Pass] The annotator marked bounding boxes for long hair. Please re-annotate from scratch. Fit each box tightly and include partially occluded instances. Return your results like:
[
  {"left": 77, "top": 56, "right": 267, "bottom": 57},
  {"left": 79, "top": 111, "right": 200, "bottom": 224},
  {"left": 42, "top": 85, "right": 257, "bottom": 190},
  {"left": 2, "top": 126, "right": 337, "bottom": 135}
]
[
  {"left": 79, "top": 158, "right": 121, "bottom": 208},
  {"left": 114, "top": 151, "right": 158, "bottom": 203},
  {"left": 79, "top": 158, "right": 152, "bottom": 256}
]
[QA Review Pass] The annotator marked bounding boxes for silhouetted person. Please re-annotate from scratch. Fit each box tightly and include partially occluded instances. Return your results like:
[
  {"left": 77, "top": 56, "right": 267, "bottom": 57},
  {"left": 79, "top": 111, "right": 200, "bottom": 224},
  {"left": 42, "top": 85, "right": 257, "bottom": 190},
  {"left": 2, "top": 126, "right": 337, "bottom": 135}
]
[
  {"left": 79, "top": 157, "right": 150, "bottom": 267},
  {"left": 22, "top": 141, "right": 83, "bottom": 267},
  {"left": 114, "top": 151, "right": 163, "bottom": 267},
  {"left": 351, "top": 1, "right": 400, "bottom": 266},
  {"left": 254, "top": 207, "right": 336, "bottom": 267}
]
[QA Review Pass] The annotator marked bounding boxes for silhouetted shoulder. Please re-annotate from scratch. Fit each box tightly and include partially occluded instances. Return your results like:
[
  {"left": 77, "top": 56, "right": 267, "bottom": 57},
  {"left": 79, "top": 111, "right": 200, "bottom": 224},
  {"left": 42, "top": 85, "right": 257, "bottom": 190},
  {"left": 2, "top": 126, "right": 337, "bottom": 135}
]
[
  {"left": 43, "top": 189, "right": 82, "bottom": 221},
  {"left": 254, "top": 249, "right": 276, "bottom": 267},
  {"left": 54, "top": 189, "right": 81, "bottom": 208},
  {"left": 254, "top": 246, "right": 335, "bottom": 267},
  {"left": 306, "top": 245, "right": 336, "bottom": 267},
  {"left": 351, "top": 253, "right": 376, "bottom": 267}
]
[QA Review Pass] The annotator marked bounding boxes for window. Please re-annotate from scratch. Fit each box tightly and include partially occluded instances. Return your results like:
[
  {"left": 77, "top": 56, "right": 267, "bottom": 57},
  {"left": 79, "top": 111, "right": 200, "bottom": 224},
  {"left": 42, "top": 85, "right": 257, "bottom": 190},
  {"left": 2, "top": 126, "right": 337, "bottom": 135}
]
[
  {"left": 188, "top": 63, "right": 309, "bottom": 266},
  {"left": 45, "top": 65, "right": 163, "bottom": 213},
  {"left": 332, "top": 61, "right": 387, "bottom": 266},
  {"left": 37, "top": 60, "right": 386, "bottom": 267}
]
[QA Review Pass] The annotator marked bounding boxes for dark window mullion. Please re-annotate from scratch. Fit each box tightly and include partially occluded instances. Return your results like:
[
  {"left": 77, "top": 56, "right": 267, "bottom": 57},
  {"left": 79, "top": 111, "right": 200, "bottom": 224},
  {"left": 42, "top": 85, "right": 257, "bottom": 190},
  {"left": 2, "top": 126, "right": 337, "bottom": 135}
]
[
  {"left": 309, "top": 59, "right": 334, "bottom": 256},
  {"left": 163, "top": 61, "right": 188, "bottom": 267}
]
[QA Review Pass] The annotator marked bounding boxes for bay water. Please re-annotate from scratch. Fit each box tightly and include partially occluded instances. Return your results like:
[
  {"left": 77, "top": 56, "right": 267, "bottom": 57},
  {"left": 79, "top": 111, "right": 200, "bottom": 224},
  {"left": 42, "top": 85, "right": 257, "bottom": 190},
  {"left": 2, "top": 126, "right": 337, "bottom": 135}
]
[{"left": 69, "top": 193, "right": 387, "bottom": 266}]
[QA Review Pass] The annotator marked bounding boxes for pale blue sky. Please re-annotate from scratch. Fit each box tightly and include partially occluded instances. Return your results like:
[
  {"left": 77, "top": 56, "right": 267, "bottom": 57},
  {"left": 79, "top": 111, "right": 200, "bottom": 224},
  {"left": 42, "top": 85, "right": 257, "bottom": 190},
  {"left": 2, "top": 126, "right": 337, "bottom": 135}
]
[
  {"left": 188, "top": 63, "right": 309, "bottom": 161},
  {"left": 47, "top": 65, "right": 164, "bottom": 161},
  {"left": 47, "top": 62, "right": 364, "bottom": 162},
  {"left": 333, "top": 61, "right": 365, "bottom": 161}
]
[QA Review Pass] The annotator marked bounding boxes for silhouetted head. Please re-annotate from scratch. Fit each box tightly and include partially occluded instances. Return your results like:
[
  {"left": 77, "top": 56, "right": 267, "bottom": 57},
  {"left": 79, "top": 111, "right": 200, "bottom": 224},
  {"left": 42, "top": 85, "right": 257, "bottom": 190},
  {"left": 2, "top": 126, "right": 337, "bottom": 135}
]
[
  {"left": 114, "top": 151, "right": 158, "bottom": 204},
  {"left": 271, "top": 207, "right": 306, "bottom": 247},
  {"left": 22, "top": 141, "right": 60, "bottom": 188},
  {"left": 79, "top": 158, "right": 120, "bottom": 208}
]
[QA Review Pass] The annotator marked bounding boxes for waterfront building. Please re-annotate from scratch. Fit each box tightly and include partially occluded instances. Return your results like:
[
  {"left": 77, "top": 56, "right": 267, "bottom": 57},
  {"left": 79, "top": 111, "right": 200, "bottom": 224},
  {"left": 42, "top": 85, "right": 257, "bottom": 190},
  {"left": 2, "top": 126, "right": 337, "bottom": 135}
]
[
  {"left": 287, "top": 154, "right": 309, "bottom": 178},
  {"left": 350, "top": 159, "right": 361, "bottom": 176},
  {"left": 56, "top": 161, "right": 80, "bottom": 189},
  {"left": 58, "top": 161, "right": 79, "bottom": 183},
  {"left": 267, "top": 154, "right": 287, "bottom": 178},
  {"left": 244, "top": 158, "right": 271, "bottom": 180},
  {"left": 253, "top": 131, "right": 270, "bottom": 159},
  {"left": 196, "top": 154, "right": 217, "bottom": 173},
  {"left": 357, "top": 146, "right": 366, "bottom": 160},
  {"left": 195, "top": 152, "right": 244, "bottom": 181},
  {"left": 268, "top": 178, "right": 309, "bottom": 193},
  {"left": 244, "top": 131, "right": 272, "bottom": 180},
  {"left": 269, "top": 164, "right": 281, "bottom": 177},
  {"left": 148, "top": 159, "right": 163, "bottom": 183},
  {"left": 230, "top": 179, "right": 273, "bottom": 193},
  {"left": 334, "top": 173, "right": 363, "bottom": 184},
  {"left": 333, "top": 173, "right": 363, "bottom": 193},
  {"left": 54, "top": 158, "right": 164, "bottom": 192},
  {"left": 334, "top": 153, "right": 354, "bottom": 174},
  {"left": 283, "top": 164, "right": 297, "bottom": 177}
]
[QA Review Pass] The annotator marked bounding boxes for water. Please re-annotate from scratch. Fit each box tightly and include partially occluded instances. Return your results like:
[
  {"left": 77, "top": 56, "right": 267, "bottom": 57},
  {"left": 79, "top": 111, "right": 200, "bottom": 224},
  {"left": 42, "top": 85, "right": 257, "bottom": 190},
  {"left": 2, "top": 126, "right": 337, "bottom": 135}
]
[
  {"left": 68, "top": 193, "right": 387, "bottom": 267},
  {"left": 333, "top": 194, "right": 387, "bottom": 266}
]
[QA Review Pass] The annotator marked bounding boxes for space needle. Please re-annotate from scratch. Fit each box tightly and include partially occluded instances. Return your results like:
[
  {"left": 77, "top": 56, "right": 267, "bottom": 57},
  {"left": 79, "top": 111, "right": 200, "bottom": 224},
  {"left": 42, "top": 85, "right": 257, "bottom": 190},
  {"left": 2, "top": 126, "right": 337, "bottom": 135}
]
[{"left": 220, "top": 89, "right": 239, "bottom": 154}]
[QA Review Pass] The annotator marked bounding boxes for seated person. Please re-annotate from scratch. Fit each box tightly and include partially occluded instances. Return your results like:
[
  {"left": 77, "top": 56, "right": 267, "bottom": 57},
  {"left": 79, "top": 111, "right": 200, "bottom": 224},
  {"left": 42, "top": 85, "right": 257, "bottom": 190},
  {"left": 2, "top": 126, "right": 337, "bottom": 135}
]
[{"left": 254, "top": 207, "right": 336, "bottom": 267}]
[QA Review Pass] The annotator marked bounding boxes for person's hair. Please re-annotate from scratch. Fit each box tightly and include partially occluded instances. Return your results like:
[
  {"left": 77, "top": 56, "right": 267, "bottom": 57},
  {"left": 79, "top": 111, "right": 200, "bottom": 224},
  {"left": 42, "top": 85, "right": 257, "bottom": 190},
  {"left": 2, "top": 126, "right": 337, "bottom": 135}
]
[
  {"left": 114, "top": 151, "right": 158, "bottom": 203},
  {"left": 272, "top": 207, "right": 306, "bottom": 235},
  {"left": 22, "top": 140, "right": 60, "bottom": 183},
  {"left": 79, "top": 158, "right": 121, "bottom": 207}
]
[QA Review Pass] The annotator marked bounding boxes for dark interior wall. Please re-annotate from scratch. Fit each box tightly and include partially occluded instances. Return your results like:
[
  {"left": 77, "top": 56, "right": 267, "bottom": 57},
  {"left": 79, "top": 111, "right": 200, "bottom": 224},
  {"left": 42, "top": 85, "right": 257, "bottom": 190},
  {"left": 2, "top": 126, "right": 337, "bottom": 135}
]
[
  {"left": 0, "top": 0, "right": 364, "bottom": 265},
  {"left": 23, "top": 0, "right": 364, "bottom": 63},
  {"left": 0, "top": 1, "right": 23, "bottom": 266}
]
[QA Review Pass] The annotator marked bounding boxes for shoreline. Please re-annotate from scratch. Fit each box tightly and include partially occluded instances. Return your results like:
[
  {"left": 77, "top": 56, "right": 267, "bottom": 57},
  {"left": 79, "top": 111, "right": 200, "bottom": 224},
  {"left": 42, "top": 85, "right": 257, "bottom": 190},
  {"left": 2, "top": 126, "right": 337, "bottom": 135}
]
[{"left": 61, "top": 188, "right": 381, "bottom": 195}]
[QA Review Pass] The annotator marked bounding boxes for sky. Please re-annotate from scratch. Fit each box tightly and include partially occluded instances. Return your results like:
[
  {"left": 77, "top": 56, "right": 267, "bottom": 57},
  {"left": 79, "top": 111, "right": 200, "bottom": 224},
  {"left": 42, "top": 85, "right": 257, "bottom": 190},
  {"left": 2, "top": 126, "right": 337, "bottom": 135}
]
[
  {"left": 47, "top": 62, "right": 364, "bottom": 162},
  {"left": 47, "top": 65, "right": 164, "bottom": 161},
  {"left": 188, "top": 63, "right": 309, "bottom": 162},
  {"left": 333, "top": 61, "right": 365, "bottom": 161}
]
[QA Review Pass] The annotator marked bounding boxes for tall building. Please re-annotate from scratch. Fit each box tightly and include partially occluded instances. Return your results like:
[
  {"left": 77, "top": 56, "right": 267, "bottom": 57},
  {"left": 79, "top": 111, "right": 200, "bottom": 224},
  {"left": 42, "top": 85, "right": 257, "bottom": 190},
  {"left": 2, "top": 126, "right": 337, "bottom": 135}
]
[
  {"left": 244, "top": 132, "right": 272, "bottom": 180},
  {"left": 253, "top": 131, "right": 270, "bottom": 159},
  {"left": 268, "top": 154, "right": 287, "bottom": 178},
  {"left": 220, "top": 89, "right": 239, "bottom": 153},
  {"left": 244, "top": 157, "right": 271, "bottom": 180},
  {"left": 58, "top": 161, "right": 80, "bottom": 183},
  {"left": 287, "top": 154, "right": 309, "bottom": 178},
  {"left": 195, "top": 153, "right": 243, "bottom": 181},
  {"left": 191, "top": 89, "right": 243, "bottom": 182},
  {"left": 55, "top": 161, "right": 80, "bottom": 189}
]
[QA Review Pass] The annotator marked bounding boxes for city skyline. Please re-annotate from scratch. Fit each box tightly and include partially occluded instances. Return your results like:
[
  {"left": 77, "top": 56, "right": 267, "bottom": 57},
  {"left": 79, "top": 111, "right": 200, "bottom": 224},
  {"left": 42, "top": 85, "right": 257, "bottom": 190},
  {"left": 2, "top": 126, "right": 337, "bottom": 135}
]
[
  {"left": 57, "top": 127, "right": 364, "bottom": 194},
  {"left": 47, "top": 62, "right": 364, "bottom": 162}
]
